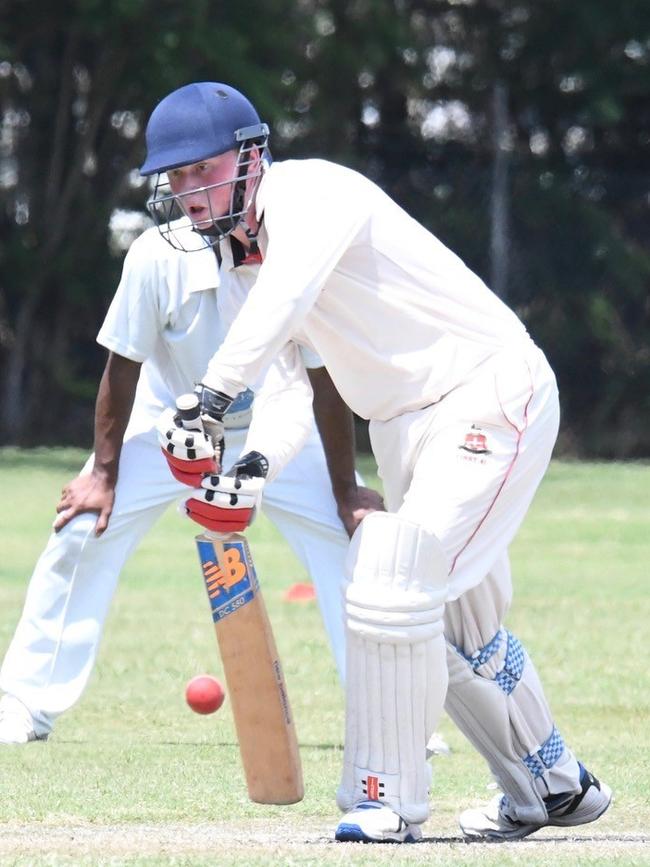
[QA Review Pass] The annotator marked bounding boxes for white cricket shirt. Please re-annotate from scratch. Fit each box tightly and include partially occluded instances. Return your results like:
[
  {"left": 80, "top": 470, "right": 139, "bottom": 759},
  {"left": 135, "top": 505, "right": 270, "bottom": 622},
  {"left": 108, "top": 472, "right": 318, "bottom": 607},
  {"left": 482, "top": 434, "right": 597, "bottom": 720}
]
[
  {"left": 96, "top": 224, "right": 313, "bottom": 478},
  {"left": 204, "top": 158, "right": 533, "bottom": 423}
]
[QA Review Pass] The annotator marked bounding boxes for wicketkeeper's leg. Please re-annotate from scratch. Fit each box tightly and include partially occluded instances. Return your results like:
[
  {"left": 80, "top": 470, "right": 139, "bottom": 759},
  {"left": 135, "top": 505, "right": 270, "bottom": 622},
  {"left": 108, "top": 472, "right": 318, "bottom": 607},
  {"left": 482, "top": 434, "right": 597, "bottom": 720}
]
[
  {"left": 260, "top": 427, "right": 353, "bottom": 681},
  {"left": 0, "top": 431, "right": 190, "bottom": 734}
]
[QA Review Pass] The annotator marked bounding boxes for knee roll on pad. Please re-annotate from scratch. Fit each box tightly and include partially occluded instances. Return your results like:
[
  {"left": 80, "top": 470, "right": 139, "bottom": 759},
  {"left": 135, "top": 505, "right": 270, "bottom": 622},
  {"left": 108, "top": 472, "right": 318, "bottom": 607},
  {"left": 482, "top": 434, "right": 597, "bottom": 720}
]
[{"left": 337, "top": 513, "right": 449, "bottom": 824}]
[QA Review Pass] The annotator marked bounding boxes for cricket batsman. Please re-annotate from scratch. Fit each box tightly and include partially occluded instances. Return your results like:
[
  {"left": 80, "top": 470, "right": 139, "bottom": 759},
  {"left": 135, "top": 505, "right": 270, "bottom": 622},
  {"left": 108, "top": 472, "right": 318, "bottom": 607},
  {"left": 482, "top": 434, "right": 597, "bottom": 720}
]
[{"left": 140, "top": 81, "right": 612, "bottom": 842}]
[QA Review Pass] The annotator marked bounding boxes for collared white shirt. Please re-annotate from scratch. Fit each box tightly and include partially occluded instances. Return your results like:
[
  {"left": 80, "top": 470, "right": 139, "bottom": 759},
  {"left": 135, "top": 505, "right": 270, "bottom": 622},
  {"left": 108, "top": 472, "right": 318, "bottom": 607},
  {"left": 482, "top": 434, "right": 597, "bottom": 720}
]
[
  {"left": 96, "top": 224, "right": 313, "bottom": 478},
  {"left": 204, "top": 158, "right": 533, "bottom": 427},
  {"left": 98, "top": 225, "right": 222, "bottom": 426}
]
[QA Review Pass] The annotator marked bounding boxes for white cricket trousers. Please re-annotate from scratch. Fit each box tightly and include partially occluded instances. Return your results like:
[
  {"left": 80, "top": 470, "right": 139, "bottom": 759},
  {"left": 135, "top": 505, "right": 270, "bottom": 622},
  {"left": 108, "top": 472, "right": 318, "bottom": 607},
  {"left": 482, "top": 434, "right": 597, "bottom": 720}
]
[
  {"left": 370, "top": 343, "right": 581, "bottom": 806},
  {"left": 1, "top": 425, "right": 350, "bottom": 735},
  {"left": 370, "top": 344, "right": 559, "bottom": 600}
]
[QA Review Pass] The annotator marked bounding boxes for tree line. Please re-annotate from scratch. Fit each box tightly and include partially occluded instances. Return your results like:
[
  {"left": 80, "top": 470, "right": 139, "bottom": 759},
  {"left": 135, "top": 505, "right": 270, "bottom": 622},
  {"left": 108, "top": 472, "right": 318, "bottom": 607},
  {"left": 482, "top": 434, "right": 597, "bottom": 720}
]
[{"left": 1, "top": 0, "right": 649, "bottom": 456}]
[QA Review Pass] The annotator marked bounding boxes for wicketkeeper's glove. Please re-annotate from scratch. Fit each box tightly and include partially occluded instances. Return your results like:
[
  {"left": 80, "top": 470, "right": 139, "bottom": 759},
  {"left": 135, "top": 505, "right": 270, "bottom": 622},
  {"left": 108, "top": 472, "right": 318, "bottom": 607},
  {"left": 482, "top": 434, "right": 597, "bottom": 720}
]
[{"left": 184, "top": 451, "right": 269, "bottom": 533}]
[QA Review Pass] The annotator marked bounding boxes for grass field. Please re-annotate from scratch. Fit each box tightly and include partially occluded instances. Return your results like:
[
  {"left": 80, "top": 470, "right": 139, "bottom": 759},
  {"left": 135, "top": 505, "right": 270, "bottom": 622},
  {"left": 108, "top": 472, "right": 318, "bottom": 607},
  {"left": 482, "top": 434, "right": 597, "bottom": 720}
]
[{"left": 0, "top": 448, "right": 648, "bottom": 866}]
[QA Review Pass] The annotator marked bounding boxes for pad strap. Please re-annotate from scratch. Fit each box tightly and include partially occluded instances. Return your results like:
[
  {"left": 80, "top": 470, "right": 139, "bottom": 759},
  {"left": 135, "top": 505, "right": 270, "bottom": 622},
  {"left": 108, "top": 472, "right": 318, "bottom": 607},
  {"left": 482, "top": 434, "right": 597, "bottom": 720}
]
[
  {"left": 523, "top": 727, "right": 565, "bottom": 778},
  {"left": 455, "top": 628, "right": 526, "bottom": 695}
]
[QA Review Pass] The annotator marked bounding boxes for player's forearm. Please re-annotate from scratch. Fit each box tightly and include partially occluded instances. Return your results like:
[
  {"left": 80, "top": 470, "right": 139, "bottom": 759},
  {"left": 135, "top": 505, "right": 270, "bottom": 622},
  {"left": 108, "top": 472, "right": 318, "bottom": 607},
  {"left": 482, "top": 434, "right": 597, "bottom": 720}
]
[
  {"left": 201, "top": 265, "right": 321, "bottom": 400},
  {"left": 92, "top": 352, "right": 141, "bottom": 483},
  {"left": 244, "top": 350, "right": 314, "bottom": 482},
  {"left": 308, "top": 366, "right": 358, "bottom": 500}
]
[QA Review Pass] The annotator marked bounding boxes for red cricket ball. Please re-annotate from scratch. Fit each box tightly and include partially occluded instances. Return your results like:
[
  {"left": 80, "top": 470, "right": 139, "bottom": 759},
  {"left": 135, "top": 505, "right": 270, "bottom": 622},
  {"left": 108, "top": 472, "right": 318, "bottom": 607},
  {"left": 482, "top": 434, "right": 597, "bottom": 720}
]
[{"left": 185, "top": 674, "right": 225, "bottom": 715}]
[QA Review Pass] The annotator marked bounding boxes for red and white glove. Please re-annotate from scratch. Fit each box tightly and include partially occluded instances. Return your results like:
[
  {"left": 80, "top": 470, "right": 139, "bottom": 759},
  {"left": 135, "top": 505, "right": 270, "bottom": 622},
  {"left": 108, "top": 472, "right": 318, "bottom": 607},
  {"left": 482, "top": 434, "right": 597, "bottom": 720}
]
[
  {"left": 184, "top": 451, "right": 268, "bottom": 533},
  {"left": 156, "top": 406, "right": 220, "bottom": 487}
]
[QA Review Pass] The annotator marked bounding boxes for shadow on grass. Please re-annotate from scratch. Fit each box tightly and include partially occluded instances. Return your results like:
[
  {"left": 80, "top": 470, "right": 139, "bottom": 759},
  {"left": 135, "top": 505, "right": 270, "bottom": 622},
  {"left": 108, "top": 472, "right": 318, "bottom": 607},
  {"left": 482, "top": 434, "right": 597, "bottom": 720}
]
[
  {"left": 52, "top": 738, "right": 342, "bottom": 750},
  {"left": 324, "top": 832, "right": 650, "bottom": 845},
  {"left": 419, "top": 832, "right": 650, "bottom": 845}
]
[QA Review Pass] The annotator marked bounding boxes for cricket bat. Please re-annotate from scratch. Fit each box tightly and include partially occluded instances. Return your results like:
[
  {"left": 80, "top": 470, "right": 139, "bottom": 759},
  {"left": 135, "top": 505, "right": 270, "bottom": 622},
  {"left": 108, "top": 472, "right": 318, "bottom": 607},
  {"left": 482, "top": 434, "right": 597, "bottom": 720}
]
[
  {"left": 196, "top": 532, "right": 303, "bottom": 804},
  {"left": 176, "top": 394, "right": 303, "bottom": 805}
]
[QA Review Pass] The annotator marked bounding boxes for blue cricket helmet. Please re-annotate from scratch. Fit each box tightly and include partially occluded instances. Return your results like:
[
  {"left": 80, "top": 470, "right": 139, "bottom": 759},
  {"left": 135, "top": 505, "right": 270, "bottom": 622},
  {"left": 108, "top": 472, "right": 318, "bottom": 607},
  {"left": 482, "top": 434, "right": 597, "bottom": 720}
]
[{"left": 140, "top": 82, "right": 267, "bottom": 176}]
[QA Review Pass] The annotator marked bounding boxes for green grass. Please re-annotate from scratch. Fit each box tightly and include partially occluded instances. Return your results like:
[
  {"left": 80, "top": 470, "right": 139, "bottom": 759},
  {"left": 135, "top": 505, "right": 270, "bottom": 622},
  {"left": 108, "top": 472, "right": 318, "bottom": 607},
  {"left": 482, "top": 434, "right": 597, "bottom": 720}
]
[{"left": 0, "top": 449, "right": 648, "bottom": 865}]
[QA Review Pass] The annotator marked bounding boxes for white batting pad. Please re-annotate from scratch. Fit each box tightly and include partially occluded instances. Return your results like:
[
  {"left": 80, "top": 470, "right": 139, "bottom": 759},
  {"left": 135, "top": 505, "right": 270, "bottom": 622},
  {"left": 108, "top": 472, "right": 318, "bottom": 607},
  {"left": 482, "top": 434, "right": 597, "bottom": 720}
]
[
  {"left": 445, "top": 634, "right": 580, "bottom": 824},
  {"left": 336, "top": 512, "right": 448, "bottom": 824}
]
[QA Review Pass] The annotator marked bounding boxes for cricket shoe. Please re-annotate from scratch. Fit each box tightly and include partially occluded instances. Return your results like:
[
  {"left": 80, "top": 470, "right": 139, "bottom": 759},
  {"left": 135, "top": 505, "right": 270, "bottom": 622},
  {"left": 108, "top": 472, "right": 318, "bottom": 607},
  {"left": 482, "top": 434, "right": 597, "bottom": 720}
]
[
  {"left": 335, "top": 801, "right": 422, "bottom": 843},
  {"left": 0, "top": 695, "right": 48, "bottom": 745},
  {"left": 459, "top": 763, "right": 612, "bottom": 841},
  {"left": 427, "top": 731, "right": 452, "bottom": 758}
]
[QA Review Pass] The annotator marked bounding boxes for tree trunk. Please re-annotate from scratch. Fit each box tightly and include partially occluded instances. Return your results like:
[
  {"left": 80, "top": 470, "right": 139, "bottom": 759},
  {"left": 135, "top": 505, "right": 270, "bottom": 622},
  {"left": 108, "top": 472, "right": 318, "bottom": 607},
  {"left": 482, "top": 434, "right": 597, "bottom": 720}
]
[
  {"left": 490, "top": 80, "right": 510, "bottom": 299},
  {"left": 0, "top": 289, "right": 41, "bottom": 441}
]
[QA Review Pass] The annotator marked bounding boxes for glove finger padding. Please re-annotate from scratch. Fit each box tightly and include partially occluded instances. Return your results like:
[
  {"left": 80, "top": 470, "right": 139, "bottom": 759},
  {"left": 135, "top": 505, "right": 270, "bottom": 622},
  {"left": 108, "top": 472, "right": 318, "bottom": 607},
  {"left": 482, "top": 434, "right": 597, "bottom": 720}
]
[
  {"left": 185, "top": 496, "right": 257, "bottom": 533},
  {"left": 157, "top": 420, "right": 216, "bottom": 461},
  {"left": 184, "top": 475, "right": 265, "bottom": 533},
  {"left": 156, "top": 407, "right": 218, "bottom": 486},
  {"left": 201, "top": 474, "right": 264, "bottom": 501},
  {"left": 163, "top": 452, "right": 217, "bottom": 487}
]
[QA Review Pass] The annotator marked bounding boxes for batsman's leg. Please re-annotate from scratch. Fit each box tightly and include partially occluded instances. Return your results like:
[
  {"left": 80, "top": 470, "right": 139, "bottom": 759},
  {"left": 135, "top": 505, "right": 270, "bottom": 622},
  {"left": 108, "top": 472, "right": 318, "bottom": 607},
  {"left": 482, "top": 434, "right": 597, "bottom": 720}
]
[
  {"left": 335, "top": 512, "right": 448, "bottom": 843},
  {"left": 371, "top": 346, "right": 610, "bottom": 838},
  {"left": 444, "top": 554, "right": 612, "bottom": 839}
]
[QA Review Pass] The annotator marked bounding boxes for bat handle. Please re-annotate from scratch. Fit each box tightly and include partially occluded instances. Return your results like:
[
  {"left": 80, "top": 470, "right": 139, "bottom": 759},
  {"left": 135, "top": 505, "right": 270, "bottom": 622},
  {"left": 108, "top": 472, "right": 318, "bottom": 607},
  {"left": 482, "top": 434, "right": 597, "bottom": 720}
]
[{"left": 176, "top": 393, "right": 203, "bottom": 432}]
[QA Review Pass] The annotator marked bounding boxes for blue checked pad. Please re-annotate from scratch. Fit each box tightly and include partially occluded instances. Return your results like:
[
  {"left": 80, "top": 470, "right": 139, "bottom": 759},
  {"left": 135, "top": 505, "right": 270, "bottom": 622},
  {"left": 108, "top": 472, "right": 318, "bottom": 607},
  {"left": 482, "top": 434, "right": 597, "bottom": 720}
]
[
  {"left": 495, "top": 631, "right": 526, "bottom": 695},
  {"left": 523, "top": 726, "right": 565, "bottom": 777},
  {"left": 456, "top": 629, "right": 526, "bottom": 695},
  {"left": 459, "top": 629, "right": 503, "bottom": 670}
]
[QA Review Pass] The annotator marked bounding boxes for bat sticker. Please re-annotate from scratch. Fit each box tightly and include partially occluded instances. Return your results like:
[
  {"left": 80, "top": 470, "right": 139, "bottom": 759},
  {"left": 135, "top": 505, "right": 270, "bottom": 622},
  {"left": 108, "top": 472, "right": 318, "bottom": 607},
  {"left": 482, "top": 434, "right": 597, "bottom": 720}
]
[{"left": 197, "top": 539, "right": 260, "bottom": 621}]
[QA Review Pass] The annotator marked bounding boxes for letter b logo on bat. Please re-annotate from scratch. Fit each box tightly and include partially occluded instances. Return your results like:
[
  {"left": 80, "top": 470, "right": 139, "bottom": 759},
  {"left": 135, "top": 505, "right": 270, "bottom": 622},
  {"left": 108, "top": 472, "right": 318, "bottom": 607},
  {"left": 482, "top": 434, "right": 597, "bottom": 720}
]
[
  {"left": 196, "top": 536, "right": 260, "bottom": 622},
  {"left": 222, "top": 547, "right": 247, "bottom": 583}
]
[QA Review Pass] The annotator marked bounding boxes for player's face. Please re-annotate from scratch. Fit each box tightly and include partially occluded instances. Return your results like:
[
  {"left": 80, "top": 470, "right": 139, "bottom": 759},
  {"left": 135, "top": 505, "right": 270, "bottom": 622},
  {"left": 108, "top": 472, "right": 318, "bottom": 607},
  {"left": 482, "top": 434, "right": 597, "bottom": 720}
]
[
  {"left": 147, "top": 141, "right": 264, "bottom": 251},
  {"left": 167, "top": 151, "right": 240, "bottom": 230}
]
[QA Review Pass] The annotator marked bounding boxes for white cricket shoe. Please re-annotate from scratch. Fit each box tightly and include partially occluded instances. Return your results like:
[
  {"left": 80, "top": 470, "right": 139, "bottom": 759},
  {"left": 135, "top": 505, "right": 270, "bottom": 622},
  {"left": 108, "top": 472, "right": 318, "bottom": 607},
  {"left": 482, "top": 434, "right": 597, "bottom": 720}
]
[
  {"left": 427, "top": 731, "right": 452, "bottom": 757},
  {"left": 459, "top": 763, "right": 612, "bottom": 841},
  {"left": 335, "top": 800, "right": 422, "bottom": 843},
  {"left": 0, "top": 695, "right": 48, "bottom": 745}
]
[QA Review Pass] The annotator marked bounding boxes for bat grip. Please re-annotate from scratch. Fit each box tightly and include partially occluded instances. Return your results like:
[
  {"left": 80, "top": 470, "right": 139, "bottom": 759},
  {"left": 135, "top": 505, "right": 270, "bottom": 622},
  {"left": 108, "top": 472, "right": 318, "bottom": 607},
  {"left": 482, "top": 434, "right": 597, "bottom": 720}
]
[{"left": 176, "top": 393, "right": 203, "bottom": 432}]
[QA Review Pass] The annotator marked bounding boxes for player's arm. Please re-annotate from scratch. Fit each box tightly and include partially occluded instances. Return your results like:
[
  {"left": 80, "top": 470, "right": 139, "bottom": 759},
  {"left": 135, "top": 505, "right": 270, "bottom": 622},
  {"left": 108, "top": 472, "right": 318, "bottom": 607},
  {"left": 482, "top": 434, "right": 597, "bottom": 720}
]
[
  {"left": 198, "top": 168, "right": 368, "bottom": 407},
  {"left": 184, "top": 343, "right": 314, "bottom": 534},
  {"left": 54, "top": 351, "right": 141, "bottom": 536},
  {"left": 308, "top": 366, "right": 385, "bottom": 538}
]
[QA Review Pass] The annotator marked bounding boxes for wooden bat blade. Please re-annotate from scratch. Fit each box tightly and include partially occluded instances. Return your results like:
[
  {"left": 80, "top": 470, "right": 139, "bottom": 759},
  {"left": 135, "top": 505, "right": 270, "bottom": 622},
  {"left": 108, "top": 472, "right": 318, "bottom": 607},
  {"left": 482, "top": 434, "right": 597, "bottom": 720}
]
[{"left": 196, "top": 532, "right": 304, "bottom": 805}]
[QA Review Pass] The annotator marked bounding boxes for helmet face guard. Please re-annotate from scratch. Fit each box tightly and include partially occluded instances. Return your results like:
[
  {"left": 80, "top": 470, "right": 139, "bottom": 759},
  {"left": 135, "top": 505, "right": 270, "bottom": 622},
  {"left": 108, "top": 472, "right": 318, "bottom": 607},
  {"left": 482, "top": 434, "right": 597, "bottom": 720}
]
[{"left": 146, "top": 125, "right": 269, "bottom": 252}]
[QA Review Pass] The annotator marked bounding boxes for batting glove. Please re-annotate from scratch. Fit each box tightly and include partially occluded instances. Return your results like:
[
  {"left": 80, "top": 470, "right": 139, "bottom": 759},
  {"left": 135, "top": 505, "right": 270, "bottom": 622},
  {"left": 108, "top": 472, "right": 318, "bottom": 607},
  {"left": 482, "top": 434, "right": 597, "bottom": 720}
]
[
  {"left": 194, "top": 382, "right": 234, "bottom": 443},
  {"left": 185, "top": 451, "right": 269, "bottom": 533},
  {"left": 156, "top": 407, "right": 219, "bottom": 487}
]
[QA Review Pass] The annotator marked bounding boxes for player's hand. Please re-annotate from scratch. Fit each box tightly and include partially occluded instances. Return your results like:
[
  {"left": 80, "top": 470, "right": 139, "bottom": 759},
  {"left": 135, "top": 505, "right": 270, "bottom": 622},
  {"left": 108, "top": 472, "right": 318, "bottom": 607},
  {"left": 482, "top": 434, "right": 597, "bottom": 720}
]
[
  {"left": 156, "top": 407, "right": 220, "bottom": 487},
  {"left": 184, "top": 451, "right": 268, "bottom": 533},
  {"left": 194, "top": 382, "right": 233, "bottom": 447},
  {"left": 336, "top": 484, "right": 386, "bottom": 538},
  {"left": 53, "top": 470, "right": 116, "bottom": 536}
]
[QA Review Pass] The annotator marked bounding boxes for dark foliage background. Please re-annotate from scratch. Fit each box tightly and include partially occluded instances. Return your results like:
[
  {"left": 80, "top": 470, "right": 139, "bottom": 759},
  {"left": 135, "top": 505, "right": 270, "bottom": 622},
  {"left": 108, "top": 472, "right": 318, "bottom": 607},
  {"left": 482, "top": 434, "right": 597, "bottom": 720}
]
[{"left": 1, "top": 0, "right": 649, "bottom": 455}]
